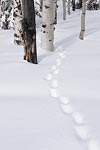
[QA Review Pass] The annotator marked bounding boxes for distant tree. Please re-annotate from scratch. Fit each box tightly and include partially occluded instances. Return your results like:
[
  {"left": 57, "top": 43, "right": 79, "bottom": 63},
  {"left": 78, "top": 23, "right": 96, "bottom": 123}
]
[
  {"left": 79, "top": 0, "right": 82, "bottom": 8},
  {"left": 62, "top": 0, "right": 66, "bottom": 20},
  {"left": 72, "top": 0, "right": 75, "bottom": 11},
  {"left": 99, "top": 0, "right": 100, "bottom": 9},
  {"left": 79, "top": 0, "right": 86, "bottom": 40},
  {"left": 68, "top": 0, "right": 70, "bottom": 14}
]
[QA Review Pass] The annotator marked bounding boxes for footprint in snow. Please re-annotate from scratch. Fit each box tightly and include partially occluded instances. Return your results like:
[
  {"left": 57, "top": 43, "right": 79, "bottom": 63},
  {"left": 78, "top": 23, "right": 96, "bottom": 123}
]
[
  {"left": 58, "top": 52, "right": 66, "bottom": 59},
  {"left": 59, "top": 96, "right": 70, "bottom": 105},
  {"left": 60, "top": 103, "right": 74, "bottom": 114},
  {"left": 56, "top": 60, "right": 62, "bottom": 66},
  {"left": 50, "top": 88, "right": 59, "bottom": 98},
  {"left": 44, "top": 73, "right": 53, "bottom": 81},
  {"left": 57, "top": 46, "right": 63, "bottom": 52},
  {"left": 50, "top": 79, "right": 58, "bottom": 88},
  {"left": 51, "top": 65, "right": 57, "bottom": 71},
  {"left": 74, "top": 125, "right": 90, "bottom": 141},
  {"left": 72, "top": 112, "right": 84, "bottom": 125},
  {"left": 87, "top": 139, "right": 100, "bottom": 150},
  {"left": 56, "top": 58, "right": 61, "bottom": 66},
  {"left": 52, "top": 69, "right": 60, "bottom": 75}
]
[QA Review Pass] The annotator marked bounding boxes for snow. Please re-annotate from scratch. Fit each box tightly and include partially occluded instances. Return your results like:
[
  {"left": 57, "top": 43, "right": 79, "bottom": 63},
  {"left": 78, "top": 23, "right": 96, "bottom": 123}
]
[
  {"left": 59, "top": 96, "right": 70, "bottom": 105},
  {"left": 0, "top": 5, "right": 100, "bottom": 150}
]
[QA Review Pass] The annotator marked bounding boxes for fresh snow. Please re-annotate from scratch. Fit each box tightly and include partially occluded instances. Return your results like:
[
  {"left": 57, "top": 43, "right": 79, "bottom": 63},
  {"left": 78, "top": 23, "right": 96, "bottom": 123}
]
[{"left": 0, "top": 6, "right": 100, "bottom": 150}]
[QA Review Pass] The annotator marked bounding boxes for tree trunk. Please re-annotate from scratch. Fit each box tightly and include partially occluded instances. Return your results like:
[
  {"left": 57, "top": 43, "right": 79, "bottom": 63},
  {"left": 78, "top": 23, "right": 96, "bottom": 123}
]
[
  {"left": 72, "top": 0, "right": 75, "bottom": 11},
  {"left": 41, "top": 0, "right": 56, "bottom": 51},
  {"left": 21, "top": 0, "right": 37, "bottom": 64},
  {"left": 99, "top": 0, "right": 100, "bottom": 10},
  {"left": 68, "top": 0, "right": 70, "bottom": 14},
  {"left": 54, "top": 0, "right": 57, "bottom": 24},
  {"left": 79, "top": 0, "right": 86, "bottom": 40},
  {"left": 13, "top": 0, "right": 23, "bottom": 45},
  {"left": 62, "top": 0, "right": 66, "bottom": 20}
]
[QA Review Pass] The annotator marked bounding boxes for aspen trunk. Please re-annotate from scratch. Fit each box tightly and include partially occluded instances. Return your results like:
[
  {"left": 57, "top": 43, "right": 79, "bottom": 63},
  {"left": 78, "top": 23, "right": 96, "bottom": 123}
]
[
  {"left": 54, "top": 0, "right": 57, "bottom": 24},
  {"left": 68, "top": 0, "right": 70, "bottom": 14},
  {"left": 79, "top": 0, "right": 86, "bottom": 40},
  {"left": 41, "top": 0, "right": 56, "bottom": 51},
  {"left": 99, "top": 0, "right": 100, "bottom": 10},
  {"left": 13, "top": 0, "right": 23, "bottom": 45},
  {"left": 62, "top": 0, "right": 66, "bottom": 20},
  {"left": 21, "top": 0, "right": 37, "bottom": 64}
]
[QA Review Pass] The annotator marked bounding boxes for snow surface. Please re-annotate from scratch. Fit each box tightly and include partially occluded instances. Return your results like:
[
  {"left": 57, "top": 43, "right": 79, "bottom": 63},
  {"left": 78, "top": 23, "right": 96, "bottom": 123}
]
[{"left": 0, "top": 5, "right": 100, "bottom": 150}]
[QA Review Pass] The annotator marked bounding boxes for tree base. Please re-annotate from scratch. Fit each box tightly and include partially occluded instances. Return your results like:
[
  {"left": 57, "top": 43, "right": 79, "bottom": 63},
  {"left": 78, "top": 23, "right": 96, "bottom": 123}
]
[{"left": 79, "top": 31, "right": 84, "bottom": 40}]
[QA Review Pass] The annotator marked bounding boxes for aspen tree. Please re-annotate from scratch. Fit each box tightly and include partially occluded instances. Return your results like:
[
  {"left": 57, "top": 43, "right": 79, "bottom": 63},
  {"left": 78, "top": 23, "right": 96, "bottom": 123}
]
[
  {"left": 68, "top": 0, "right": 70, "bottom": 14},
  {"left": 79, "top": 0, "right": 86, "bottom": 40},
  {"left": 13, "top": 0, "right": 23, "bottom": 45},
  {"left": 41, "top": 0, "right": 56, "bottom": 51},
  {"left": 72, "top": 0, "right": 75, "bottom": 11},
  {"left": 99, "top": 0, "right": 100, "bottom": 10},
  {"left": 62, "top": 0, "right": 66, "bottom": 20}
]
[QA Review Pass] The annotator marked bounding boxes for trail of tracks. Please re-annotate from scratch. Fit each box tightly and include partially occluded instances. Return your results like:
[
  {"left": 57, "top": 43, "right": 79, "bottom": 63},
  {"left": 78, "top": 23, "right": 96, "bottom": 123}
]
[{"left": 44, "top": 47, "right": 100, "bottom": 150}]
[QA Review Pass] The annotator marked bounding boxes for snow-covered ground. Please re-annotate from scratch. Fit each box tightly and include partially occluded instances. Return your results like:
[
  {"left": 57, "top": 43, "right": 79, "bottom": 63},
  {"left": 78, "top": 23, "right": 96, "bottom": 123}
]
[{"left": 0, "top": 7, "right": 100, "bottom": 150}]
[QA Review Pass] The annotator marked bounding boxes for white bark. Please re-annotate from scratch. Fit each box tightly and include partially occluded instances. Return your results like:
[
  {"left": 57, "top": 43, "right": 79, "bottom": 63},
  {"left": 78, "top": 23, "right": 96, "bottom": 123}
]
[
  {"left": 40, "top": 0, "right": 43, "bottom": 11},
  {"left": 62, "top": 0, "right": 66, "bottom": 20},
  {"left": 68, "top": 0, "right": 70, "bottom": 14},
  {"left": 41, "top": 0, "right": 56, "bottom": 51},
  {"left": 99, "top": 0, "right": 100, "bottom": 10},
  {"left": 79, "top": 0, "right": 86, "bottom": 40},
  {"left": 0, "top": 1, "right": 2, "bottom": 27},
  {"left": 0, "top": 1, "right": 1, "bottom": 15},
  {"left": 13, "top": 0, "right": 23, "bottom": 45}
]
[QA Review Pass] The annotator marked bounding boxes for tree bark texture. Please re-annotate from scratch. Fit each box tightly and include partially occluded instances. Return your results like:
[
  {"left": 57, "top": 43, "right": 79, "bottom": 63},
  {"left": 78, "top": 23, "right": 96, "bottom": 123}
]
[
  {"left": 13, "top": 0, "right": 23, "bottom": 45},
  {"left": 41, "top": 0, "right": 56, "bottom": 51},
  {"left": 21, "top": 0, "right": 37, "bottom": 64},
  {"left": 79, "top": 0, "right": 86, "bottom": 40}
]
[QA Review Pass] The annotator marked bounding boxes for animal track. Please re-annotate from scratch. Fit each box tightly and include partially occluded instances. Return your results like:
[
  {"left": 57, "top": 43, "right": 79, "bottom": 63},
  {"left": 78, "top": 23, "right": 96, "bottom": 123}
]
[
  {"left": 74, "top": 125, "right": 90, "bottom": 141},
  {"left": 87, "top": 139, "right": 100, "bottom": 150},
  {"left": 45, "top": 73, "right": 53, "bottom": 81},
  {"left": 50, "top": 88, "right": 59, "bottom": 98},
  {"left": 59, "top": 96, "right": 70, "bottom": 105},
  {"left": 72, "top": 112, "right": 84, "bottom": 125},
  {"left": 50, "top": 79, "right": 58, "bottom": 88},
  {"left": 44, "top": 46, "right": 100, "bottom": 150},
  {"left": 61, "top": 104, "right": 74, "bottom": 114}
]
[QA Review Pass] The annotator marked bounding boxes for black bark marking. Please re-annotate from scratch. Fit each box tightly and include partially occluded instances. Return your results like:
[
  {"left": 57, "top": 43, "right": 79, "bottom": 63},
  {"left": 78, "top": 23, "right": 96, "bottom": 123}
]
[
  {"left": 42, "top": 24, "right": 46, "bottom": 28},
  {"left": 45, "top": 5, "right": 50, "bottom": 9}
]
